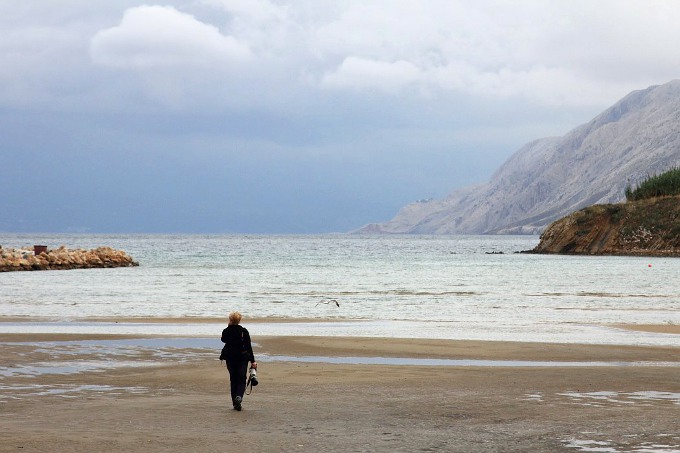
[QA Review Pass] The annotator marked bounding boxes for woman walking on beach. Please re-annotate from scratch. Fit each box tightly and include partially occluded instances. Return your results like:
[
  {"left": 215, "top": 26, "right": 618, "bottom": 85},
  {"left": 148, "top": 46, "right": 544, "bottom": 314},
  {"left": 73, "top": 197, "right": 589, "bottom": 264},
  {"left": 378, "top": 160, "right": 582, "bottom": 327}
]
[{"left": 220, "top": 312, "right": 257, "bottom": 411}]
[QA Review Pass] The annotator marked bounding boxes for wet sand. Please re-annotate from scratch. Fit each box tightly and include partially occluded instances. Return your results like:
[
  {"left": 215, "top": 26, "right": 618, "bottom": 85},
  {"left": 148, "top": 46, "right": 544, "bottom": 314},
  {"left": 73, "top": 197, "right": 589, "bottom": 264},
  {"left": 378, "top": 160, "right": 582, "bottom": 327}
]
[
  {"left": 611, "top": 323, "right": 680, "bottom": 335},
  {"left": 1, "top": 330, "right": 680, "bottom": 452}
]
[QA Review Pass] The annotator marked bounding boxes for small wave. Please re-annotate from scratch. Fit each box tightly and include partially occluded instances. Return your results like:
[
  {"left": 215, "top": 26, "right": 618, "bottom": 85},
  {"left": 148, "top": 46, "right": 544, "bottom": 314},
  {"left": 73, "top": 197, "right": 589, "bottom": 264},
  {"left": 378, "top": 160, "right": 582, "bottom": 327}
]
[
  {"left": 187, "top": 290, "right": 236, "bottom": 294},
  {"left": 554, "top": 307, "right": 680, "bottom": 312},
  {"left": 577, "top": 291, "right": 677, "bottom": 299},
  {"left": 528, "top": 292, "right": 677, "bottom": 299},
  {"left": 251, "top": 290, "right": 479, "bottom": 297}
]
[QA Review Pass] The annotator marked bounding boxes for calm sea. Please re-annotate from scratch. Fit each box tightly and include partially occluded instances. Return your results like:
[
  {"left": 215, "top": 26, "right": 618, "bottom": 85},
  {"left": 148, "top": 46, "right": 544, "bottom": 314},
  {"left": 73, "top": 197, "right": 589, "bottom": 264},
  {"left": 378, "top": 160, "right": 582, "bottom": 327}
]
[{"left": 1, "top": 234, "right": 678, "bottom": 345}]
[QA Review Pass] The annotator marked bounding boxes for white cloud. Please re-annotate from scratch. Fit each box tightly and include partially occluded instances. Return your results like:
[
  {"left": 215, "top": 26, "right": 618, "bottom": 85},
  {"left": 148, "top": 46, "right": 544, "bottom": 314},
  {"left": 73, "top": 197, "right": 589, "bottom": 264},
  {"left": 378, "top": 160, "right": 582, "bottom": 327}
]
[
  {"left": 3, "top": 0, "right": 680, "bottom": 113},
  {"left": 199, "top": 0, "right": 286, "bottom": 24},
  {"left": 89, "top": 5, "right": 252, "bottom": 69},
  {"left": 310, "top": 0, "right": 680, "bottom": 106},
  {"left": 321, "top": 57, "right": 423, "bottom": 93},
  {"left": 197, "top": 0, "right": 295, "bottom": 58}
]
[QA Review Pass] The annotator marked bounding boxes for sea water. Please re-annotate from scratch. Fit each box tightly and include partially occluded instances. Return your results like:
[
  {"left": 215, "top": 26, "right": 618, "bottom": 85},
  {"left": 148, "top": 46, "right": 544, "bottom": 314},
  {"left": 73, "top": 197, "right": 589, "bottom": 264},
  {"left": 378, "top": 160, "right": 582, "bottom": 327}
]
[{"left": 0, "top": 234, "right": 678, "bottom": 345}]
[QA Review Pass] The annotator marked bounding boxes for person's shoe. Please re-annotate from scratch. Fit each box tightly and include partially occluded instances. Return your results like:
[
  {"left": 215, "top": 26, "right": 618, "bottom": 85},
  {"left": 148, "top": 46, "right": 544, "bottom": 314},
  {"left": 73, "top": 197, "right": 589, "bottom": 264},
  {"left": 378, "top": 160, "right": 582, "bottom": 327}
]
[{"left": 234, "top": 396, "right": 242, "bottom": 411}]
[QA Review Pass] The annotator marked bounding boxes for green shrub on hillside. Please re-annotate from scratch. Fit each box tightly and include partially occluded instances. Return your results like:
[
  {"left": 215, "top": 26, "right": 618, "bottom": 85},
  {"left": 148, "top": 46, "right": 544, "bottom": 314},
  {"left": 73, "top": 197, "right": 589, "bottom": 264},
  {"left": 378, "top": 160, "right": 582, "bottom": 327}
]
[{"left": 625, "top": 167, "right": 680, "bottom": 201}]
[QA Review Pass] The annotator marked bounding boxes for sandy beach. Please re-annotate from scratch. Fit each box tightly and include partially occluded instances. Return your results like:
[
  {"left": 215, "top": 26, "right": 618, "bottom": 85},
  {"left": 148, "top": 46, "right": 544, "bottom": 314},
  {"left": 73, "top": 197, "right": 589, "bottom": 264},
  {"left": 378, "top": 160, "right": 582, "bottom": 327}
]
[{"left": 1, "top": 327, "right": 680, "bottom": 452}]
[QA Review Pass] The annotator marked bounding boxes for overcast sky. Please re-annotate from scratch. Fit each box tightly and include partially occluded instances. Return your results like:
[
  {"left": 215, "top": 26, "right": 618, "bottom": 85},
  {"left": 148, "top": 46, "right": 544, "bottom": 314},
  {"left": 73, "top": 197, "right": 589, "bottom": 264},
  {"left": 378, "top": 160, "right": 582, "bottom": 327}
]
[{"left": 2, "top": 0, "right": 680, "bottom": 233}]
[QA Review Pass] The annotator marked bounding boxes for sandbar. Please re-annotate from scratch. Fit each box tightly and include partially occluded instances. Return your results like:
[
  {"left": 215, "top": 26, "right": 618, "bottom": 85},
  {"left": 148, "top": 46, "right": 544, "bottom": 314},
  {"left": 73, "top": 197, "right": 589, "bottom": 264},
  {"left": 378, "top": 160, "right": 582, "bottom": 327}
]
[{"left": 611, "top": 323, "right": 680, "bottom": 335}]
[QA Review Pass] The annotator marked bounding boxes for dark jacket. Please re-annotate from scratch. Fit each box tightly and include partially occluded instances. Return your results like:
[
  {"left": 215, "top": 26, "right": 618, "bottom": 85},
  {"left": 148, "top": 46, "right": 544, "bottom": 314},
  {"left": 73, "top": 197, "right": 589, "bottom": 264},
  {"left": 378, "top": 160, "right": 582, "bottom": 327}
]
[{"left": 220, "top": 324, "right": 255, "bottom": 363}]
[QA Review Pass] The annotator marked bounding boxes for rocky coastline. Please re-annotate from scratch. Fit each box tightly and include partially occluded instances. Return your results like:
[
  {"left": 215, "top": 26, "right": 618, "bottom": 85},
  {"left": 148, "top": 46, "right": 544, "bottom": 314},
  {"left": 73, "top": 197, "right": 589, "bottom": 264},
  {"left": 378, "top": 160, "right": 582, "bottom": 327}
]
[
  {"left": 0, "top": 245, "right": 139, "bottom": 272},
  {"left": 527, "top": 196, "right": 680, "bottom": 257}
]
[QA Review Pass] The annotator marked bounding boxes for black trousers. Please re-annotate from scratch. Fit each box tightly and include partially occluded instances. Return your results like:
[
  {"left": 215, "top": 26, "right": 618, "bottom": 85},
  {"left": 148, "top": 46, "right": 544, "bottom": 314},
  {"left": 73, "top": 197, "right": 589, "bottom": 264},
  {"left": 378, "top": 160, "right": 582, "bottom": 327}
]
[{"left": 226, "top": 359, "right": 249, "bottom": 403}]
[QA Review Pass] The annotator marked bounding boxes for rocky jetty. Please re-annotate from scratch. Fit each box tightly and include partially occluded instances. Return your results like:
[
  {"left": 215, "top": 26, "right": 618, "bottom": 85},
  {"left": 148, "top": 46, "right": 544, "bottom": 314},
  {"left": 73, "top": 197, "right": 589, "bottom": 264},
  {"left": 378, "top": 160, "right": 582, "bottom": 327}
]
[
  {"left": 528, "top": 196, "right": 680, "bottom": 256},
  {"left": 0, "top": 246, "right": 139, "bottom": 272}
]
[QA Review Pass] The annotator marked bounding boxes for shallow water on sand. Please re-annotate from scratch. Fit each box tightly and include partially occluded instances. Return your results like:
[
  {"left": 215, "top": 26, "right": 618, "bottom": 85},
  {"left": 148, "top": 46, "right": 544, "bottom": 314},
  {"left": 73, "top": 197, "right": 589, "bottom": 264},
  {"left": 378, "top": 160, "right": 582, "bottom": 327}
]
[{"left": 3, "top": 337, "right": 680, "bottom": 381}]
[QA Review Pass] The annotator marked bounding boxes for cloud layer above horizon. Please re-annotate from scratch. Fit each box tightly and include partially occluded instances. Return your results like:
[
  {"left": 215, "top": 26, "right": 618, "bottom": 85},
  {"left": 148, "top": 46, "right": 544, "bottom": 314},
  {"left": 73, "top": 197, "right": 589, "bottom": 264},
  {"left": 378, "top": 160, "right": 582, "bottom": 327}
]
[{"left": 2, "top": 0, "right": 680, "bottom": 233}]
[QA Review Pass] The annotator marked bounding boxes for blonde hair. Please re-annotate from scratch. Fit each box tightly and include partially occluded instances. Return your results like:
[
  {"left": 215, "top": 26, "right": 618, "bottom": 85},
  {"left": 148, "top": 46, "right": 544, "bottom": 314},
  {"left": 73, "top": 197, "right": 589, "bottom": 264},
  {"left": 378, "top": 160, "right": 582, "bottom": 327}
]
[{"left": 228, "top": 311, "right": 242, "bottom": 325}]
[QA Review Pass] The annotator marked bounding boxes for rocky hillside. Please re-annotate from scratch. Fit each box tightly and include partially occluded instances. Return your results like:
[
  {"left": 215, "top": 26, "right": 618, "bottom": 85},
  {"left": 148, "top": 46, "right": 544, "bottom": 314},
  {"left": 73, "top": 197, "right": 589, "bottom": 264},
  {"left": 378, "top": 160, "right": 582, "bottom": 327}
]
[
  {"left": 528, "top": 196, "right": 680, "bottom": 256},
  {"left": 356, "top": 80, "right": 680, "bottom": 234}
]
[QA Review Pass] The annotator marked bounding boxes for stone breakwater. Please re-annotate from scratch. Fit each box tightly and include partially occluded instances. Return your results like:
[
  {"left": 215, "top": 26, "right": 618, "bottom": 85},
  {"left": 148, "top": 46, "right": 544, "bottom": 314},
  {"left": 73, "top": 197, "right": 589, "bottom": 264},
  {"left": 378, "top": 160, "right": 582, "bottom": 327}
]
[{"left": 0, "top": 246, "right": 139, "bottom": 272}]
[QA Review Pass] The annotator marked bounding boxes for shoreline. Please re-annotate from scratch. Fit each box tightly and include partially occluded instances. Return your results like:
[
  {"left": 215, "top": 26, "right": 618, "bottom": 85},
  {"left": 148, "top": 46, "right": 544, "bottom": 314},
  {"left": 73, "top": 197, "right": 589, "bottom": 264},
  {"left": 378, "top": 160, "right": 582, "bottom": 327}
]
[
  {"left": 2, "top": 316, "right": 679, "bottom": 348},
  {"left": 0, "top": 315, "right": 359, "bottom": 324},
  {"left": 3, "top": 315, "right": 680, "bottom": 332}
]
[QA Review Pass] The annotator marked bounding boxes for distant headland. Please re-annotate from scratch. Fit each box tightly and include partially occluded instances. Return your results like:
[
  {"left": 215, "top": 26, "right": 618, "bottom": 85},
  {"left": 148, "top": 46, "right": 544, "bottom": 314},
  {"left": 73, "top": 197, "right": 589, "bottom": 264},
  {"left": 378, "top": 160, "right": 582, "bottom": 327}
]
[
  {"left": 0, "top": 245, "right": 139, "bottom": 272},
  {"left": 355, "top": 80, "right": 680, "bottom": 235}
]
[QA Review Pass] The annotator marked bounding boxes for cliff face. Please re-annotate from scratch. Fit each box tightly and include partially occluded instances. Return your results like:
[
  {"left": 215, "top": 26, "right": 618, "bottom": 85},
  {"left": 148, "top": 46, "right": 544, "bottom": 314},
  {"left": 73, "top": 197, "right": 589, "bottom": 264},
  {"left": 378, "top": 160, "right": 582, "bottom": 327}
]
[
  {"left": 530, "top": 196, "right": 680, "bottom": 256},
  {"left": 356, "top": 80, "right": 680, "bottom": 234}
]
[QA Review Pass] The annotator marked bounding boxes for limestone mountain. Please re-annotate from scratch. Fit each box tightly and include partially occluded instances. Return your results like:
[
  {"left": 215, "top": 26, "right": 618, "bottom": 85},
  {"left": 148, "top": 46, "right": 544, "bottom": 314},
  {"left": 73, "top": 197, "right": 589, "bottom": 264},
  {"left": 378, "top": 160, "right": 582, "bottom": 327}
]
[{"left": 356, "top": 80, "right": 680, "bottom": 234}]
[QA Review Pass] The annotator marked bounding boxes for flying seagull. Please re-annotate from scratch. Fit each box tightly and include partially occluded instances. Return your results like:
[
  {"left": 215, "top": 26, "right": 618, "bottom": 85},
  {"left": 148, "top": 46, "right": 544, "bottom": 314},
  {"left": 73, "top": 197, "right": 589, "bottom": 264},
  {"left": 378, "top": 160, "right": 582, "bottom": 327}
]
[{"left": 315, "top": 298, "right": 340, "bottom": 307}]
